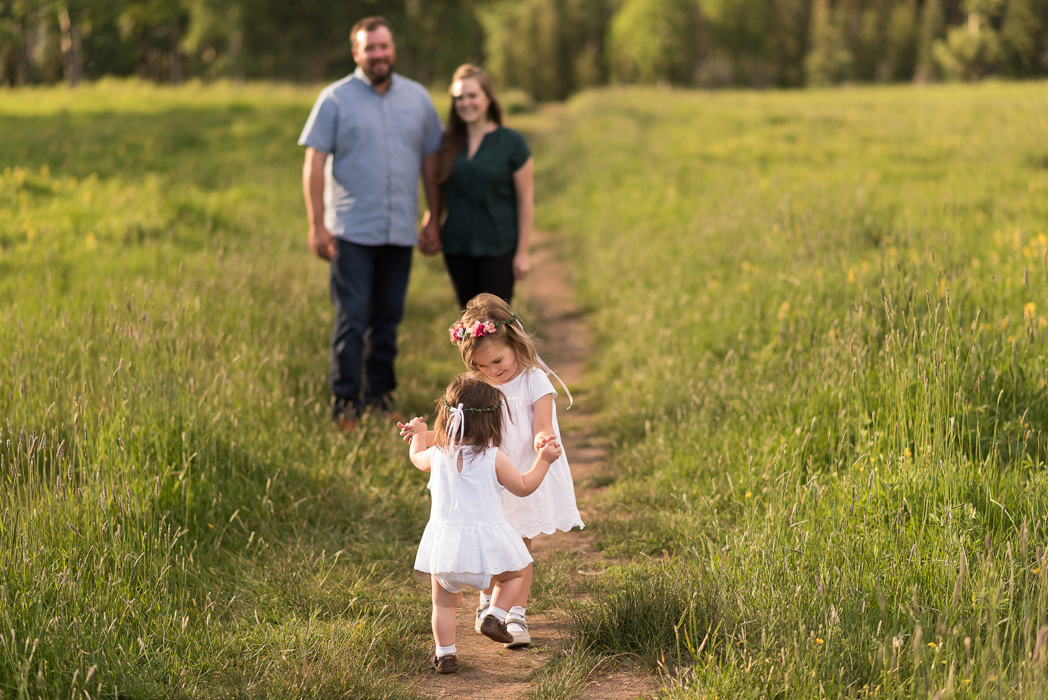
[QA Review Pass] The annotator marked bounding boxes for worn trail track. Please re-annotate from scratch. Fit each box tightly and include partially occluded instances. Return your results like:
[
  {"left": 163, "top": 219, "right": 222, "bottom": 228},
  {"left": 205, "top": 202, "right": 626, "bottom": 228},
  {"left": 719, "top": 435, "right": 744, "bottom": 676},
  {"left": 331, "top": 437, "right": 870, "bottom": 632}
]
[{"left": 411, "top": 233, "right": 658, "bottom": 700}]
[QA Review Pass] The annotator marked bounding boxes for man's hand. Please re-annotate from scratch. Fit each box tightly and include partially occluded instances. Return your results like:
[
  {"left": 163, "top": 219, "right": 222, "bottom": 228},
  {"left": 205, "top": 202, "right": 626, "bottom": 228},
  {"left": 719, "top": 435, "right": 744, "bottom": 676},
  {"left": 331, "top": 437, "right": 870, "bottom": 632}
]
[
  {"left": 418, "top": 213, "right": 442, "bottom": 256},
  {"left": 309, "top": 224, "right": 336, "bottom": 261}
]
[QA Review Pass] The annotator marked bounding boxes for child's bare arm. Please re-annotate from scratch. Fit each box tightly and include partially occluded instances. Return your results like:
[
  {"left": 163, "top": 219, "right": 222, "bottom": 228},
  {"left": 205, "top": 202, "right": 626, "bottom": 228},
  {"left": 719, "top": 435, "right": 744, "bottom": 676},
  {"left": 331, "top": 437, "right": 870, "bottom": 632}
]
[
  {"left": 532, "top": 394, "right": 556, "bottom": 451},
  {"left": 495, "top": 441, "right": 562, "bottom": 497},
  {"left": 405, "top": 418, "right": 432, "bottom": 472},
  {"left": 398, "top": 421, "right": 436, "bottom": 447}
]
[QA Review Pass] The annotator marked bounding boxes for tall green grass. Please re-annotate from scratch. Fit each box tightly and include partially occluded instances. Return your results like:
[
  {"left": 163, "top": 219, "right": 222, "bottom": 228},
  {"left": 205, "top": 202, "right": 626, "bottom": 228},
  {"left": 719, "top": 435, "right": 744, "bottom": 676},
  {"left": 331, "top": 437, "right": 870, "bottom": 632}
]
[
  {"left": 1, "top": 80, "right": 466, "bottom": 698},
  {"left": 539, "top": 83, "right": 1048, "bottom": 696}
]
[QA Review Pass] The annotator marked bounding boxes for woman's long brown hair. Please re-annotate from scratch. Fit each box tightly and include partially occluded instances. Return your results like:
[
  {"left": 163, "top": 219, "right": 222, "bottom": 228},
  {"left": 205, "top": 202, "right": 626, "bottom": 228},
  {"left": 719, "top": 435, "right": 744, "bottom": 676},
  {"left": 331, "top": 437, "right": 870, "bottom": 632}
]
[{"left": 435, "top": 65, "right": 504, "bottom": 184}]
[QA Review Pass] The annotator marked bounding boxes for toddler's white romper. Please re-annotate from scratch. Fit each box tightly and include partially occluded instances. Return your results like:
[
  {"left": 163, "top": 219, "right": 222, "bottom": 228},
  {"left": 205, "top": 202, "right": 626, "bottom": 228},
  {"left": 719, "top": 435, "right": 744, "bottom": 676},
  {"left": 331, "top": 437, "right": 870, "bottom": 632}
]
[{"left": 414, "top": 445, "right": 533, "bottom": 592}]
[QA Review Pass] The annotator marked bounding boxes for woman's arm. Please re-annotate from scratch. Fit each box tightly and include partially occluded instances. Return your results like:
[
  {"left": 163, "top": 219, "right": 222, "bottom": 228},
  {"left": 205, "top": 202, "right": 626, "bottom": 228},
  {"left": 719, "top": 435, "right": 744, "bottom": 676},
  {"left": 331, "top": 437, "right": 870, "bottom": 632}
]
[
  {"left": 512, "top": 157, "right": 534, "bottom": 280},
  {"left": 495, "top": 441, "right": 562, "bottom": 497},
  {"left": 532, "top": 393, "right": 555, "bottom": 451}
]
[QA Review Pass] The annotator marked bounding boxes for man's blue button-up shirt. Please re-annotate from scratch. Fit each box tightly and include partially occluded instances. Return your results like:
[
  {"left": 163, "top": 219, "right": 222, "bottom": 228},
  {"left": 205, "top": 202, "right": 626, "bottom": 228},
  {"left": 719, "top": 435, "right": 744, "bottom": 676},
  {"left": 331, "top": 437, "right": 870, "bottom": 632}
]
[{"left": 298, "top": 68, "right": 444, "bottom": 247}]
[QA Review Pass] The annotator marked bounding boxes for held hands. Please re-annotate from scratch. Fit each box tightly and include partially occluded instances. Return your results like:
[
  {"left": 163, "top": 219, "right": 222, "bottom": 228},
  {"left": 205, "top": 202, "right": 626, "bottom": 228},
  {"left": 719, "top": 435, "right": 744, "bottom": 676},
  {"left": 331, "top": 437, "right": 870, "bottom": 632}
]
[
  {"left": 536, "top": 434, "right": 562, "bottom": 463},
  {"left": 533, "top": 431, "right": 556, "bottom": 453},
  {"left": 398, "top": 418, "right": 427, "bottom": 443},
  {"left": 418, "top": 212, "right": 442, "bottom": 256}
]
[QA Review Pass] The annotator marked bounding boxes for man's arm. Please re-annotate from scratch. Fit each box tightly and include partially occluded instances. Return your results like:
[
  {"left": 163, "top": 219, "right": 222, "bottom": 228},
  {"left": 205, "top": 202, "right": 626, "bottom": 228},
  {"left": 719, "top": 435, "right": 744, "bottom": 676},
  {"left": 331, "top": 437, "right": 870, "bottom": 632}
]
[
  {"left": 419, "top": 153, "right": 442, "bottom": 255},
  {"left": 303, "top": 147, "right": 335, "bottom": 261}
]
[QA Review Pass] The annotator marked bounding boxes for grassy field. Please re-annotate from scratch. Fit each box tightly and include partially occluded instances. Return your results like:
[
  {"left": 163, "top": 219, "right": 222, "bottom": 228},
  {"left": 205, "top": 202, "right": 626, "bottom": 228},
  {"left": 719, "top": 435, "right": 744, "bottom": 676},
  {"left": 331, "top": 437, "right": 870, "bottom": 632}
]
[
  {"left": 534, "top": 82, "right": 1048, "bottom": 697},
  {"left": 0, "top": 80, "right": 470, "bottom": 699},
  {"left": 3, "top": 78, "right": 1048, "bottom": 698}
]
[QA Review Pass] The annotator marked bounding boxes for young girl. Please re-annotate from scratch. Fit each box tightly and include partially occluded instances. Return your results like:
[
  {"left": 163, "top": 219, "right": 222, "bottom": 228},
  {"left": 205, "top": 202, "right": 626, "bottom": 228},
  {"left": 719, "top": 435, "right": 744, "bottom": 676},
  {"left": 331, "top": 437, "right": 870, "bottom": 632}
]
[
  {"left": 449, "top": 293, "right": 584, "bottom": 648},
  {"left": 404, "top": 374, "right": 563, "bottom": 674}
]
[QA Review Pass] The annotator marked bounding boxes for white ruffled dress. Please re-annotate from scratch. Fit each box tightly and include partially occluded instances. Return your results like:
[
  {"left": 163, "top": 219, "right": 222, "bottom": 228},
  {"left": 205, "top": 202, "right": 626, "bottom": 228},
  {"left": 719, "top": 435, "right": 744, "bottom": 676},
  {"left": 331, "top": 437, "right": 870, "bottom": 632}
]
[
  {"left": 414, "top": 445, "right": 533, "bottom": 584},
  {"left": 499, "top": 366, "right": 585, "bottom": 538}
]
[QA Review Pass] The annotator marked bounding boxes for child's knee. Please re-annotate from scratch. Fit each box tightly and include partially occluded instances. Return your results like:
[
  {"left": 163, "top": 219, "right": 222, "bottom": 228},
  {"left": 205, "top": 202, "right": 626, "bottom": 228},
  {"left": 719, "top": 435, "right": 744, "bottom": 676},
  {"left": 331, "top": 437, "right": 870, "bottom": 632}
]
[{"left": 492, "top": 569, "right": 523, "bottom": 583}]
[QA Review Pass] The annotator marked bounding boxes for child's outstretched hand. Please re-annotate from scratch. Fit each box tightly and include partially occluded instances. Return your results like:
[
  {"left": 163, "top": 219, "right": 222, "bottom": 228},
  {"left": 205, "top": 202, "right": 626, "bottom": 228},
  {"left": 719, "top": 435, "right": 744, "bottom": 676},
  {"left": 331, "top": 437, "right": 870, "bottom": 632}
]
[
  {"left": 534, "top": 431, "right": 556, "bottom": 453},
  {"left": 538, "top": 438, "right": 562, "bottom": 464},
  {"left": 398, "top": 418, "right": 426, "bottom": 443}
]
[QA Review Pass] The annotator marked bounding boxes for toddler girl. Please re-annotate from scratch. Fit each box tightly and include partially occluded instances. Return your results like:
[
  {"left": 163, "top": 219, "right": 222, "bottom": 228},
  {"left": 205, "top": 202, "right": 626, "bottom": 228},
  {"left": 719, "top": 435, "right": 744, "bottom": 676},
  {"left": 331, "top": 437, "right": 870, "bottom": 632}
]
[
  {"left": 404, "top": 374, "right": 563, "bottom": 674},
  {"left": 450, "top": 292, "right": 584, "bottom": 647}
]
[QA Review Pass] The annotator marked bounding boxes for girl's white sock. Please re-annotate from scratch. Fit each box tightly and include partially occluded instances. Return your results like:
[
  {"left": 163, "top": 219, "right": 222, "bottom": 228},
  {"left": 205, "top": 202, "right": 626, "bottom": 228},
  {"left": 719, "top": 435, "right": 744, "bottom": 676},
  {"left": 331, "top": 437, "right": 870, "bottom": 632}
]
[
  {"left": 487, "top": 605, "right": 508, "bottom": 622},
  {"left": 479, "top": 592, "right": 492, "bottom": 607},
  {"left": 436, "top": 643, "right": 457, "bottom": 657},
  {"left": 509, "top": 606, "right": 526, "bottom": 619}
]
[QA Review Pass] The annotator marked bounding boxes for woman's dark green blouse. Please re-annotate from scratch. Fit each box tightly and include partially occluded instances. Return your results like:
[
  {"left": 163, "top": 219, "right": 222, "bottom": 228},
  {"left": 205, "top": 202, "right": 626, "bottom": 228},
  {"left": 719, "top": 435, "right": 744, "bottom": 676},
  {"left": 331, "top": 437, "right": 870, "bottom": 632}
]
[{"left": 441, "top": 126, "right": 531, "bottom": 257}]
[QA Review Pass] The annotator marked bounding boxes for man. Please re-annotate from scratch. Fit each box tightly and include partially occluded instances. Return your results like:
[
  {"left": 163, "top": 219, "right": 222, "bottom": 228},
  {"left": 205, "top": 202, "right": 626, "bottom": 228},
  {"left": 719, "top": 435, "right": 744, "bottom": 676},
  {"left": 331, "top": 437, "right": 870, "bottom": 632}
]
[{"left": 298, "top": 16, "right": 443, "bottom": 429}]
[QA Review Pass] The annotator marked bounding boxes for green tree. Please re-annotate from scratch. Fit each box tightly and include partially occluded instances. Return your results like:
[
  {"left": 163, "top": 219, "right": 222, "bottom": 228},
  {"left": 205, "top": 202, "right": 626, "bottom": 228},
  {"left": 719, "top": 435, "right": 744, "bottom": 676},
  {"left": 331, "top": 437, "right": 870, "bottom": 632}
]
[
  {"left": 805, "top": 0, "right": 853, "bottom": 84},
  {"left": 768, "top": 0, "right": 810, "bottom": 85},
  {"left": 914, "top": 0, "right": 945, "bottom": 80},
  {"left": 119, "top": 0, "right": 186, "bottom": 82},
  {"left": 933, "top": 0, "right": 1004, "bottom": 79},
  {"left": 181, "top": 0, "right": 243, "bottom": 80},
  {"left": 1000, "top": 0, "right": 1043, "bottom": 75},
  {"left": 607, "top": 0, "right": 700, "bottom": 84},
  {"left": 885, "top": 0, "right": 918, "bottom": 80},
  {"left": 481, "top": 0, "right": 614, "bottom": 100}
]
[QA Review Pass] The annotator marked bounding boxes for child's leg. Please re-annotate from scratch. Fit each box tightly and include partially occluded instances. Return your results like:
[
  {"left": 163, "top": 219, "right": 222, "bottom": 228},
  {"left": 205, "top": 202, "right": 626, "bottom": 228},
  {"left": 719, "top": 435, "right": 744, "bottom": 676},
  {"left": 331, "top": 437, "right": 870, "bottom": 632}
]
[
  {"left": 431, "top": 575, "right": 462, "bottom": 647},
  {"left": 512, "top": 537, "right": 533, "bottom": 608},
  {"left": 490, "top": 570, "right": 522, "bottom": 615},
  {"left": 490, "top": 537, "right": 533, "bottom": 609}
]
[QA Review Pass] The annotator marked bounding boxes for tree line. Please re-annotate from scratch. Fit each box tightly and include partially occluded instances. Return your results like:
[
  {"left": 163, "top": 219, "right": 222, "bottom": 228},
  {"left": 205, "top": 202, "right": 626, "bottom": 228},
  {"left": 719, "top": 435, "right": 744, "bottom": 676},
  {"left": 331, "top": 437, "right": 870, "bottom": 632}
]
[{"left": 2, "top": 0, "right": 1047, "bottom": 95}]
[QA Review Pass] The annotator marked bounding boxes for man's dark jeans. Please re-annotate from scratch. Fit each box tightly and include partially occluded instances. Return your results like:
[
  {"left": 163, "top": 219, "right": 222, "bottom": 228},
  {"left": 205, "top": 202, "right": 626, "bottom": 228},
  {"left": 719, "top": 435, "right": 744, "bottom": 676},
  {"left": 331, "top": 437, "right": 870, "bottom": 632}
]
[{"left": 329, "top": 239, "right": 413, "bottom": 419}]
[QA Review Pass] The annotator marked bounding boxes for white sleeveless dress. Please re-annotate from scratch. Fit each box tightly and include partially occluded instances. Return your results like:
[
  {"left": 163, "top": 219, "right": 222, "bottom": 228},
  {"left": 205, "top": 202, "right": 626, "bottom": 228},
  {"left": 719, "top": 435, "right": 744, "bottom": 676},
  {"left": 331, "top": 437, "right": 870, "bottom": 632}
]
[
  {"left": 498, "top": 367, "right": 585, "bottom": 538},
  {"left": 414, "top": 445, "right": 533, "bottom": 586}
]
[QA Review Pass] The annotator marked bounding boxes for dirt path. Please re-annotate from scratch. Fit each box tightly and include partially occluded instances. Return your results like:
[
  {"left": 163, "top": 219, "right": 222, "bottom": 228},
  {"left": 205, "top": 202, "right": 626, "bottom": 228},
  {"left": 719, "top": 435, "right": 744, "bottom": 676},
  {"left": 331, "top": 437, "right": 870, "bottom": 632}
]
[{"left": 411, "top": 233, "right": 659, "bottom": 700}]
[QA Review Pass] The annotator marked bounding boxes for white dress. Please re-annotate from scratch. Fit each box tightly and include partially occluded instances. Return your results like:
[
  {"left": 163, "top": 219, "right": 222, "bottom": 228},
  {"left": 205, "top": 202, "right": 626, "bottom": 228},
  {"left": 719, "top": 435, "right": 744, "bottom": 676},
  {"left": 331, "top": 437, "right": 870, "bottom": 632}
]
[
  {"left": 414, "top": 446, "right": 533, "bottom": 583},
  {"left": 499, "top": 366, "right": 585, "bottom": 538}
]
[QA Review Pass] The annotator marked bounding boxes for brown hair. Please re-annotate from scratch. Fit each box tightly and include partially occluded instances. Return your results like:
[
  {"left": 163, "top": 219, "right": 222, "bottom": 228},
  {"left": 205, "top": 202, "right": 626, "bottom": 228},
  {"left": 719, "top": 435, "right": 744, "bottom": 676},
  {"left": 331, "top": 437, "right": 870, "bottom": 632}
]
[
  {"left": 350, "top": 16, "right": 395, "bottom": 51},
  {"left": 436, "top": 65, "right": 504, "bottom": 184},
  {"left": 455, "top": 293, "right": 539, "bottom": 375},
  {"left": 433, "top": 374, "right": 505, "bottom": 453}
]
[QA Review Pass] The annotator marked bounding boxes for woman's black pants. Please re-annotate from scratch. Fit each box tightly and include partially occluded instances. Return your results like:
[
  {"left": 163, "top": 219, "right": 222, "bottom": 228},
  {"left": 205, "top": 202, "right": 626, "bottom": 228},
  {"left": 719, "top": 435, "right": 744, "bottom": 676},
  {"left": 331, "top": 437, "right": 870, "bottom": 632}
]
[{"left": 443, "top": 250, "right": 516, "bottom": 310}]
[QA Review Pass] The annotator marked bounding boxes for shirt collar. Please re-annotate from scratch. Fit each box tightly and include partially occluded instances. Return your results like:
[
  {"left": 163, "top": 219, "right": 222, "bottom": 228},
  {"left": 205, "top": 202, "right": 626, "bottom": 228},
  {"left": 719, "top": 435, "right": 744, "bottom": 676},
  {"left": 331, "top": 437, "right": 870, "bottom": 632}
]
[{"left": 353, "top": 66, "right": 397, "bottom": 93}]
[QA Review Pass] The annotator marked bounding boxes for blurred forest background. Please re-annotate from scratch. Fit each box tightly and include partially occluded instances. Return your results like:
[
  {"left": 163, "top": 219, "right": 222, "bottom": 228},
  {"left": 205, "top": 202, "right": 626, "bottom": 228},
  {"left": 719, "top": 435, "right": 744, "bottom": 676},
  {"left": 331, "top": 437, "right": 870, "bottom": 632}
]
[{"left": 2, "top": 0, "right": 1048, "bottom": 98}]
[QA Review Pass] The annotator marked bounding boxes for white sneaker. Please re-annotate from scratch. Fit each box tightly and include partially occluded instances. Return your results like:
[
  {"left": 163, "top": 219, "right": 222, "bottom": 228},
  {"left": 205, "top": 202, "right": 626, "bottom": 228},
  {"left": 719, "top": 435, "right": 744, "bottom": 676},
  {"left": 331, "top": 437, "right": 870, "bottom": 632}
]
[
  {"left": 504, "top": 615, "right": 530, "bottom": 648},
  {"left": 474, "top": 604, "right": 487, "bottom": 634}
]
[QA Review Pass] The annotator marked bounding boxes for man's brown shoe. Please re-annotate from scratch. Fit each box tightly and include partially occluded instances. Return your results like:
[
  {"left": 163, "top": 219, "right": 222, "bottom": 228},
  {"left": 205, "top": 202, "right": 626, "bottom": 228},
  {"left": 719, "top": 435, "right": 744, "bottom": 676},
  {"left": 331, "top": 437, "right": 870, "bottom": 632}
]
[
  {"left": 432, "top": 654, "right": 460, "bottom": 674},
  {"left": 479, "top": 615, "right": 513, "bottom": 644}
]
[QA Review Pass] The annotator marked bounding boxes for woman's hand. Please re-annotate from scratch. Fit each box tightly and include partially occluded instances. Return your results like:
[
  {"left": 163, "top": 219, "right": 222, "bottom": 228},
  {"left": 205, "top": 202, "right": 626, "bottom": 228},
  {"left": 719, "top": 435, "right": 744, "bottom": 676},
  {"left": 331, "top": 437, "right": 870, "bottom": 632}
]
[{"left": 513, "top": 251, "right": 531, "bottom": 280}]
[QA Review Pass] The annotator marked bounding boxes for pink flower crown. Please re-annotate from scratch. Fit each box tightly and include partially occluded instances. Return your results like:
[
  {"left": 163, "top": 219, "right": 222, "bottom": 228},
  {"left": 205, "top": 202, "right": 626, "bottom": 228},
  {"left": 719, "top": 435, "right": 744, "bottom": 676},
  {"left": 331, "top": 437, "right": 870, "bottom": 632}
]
[{"left": 448, "top": 314, "right": 517, "bottom": 344}]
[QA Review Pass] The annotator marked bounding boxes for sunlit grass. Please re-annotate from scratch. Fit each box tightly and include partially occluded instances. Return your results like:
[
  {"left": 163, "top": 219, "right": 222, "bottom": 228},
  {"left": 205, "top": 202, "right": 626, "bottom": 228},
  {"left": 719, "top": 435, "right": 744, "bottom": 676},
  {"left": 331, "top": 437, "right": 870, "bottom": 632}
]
[
  {"left": 537, "top": 81, "right": 1048, "bottom": 697},
  {"left": 1, "top": 79, "right": 461, "bottom": 698}
]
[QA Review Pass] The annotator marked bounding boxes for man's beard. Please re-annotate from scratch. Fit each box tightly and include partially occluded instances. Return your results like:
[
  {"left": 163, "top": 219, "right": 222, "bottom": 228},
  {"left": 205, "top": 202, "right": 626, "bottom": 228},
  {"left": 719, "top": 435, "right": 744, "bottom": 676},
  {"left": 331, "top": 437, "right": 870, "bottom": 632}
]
[{"left": 365, "top": 59, "right": 394, "bottom": 85}]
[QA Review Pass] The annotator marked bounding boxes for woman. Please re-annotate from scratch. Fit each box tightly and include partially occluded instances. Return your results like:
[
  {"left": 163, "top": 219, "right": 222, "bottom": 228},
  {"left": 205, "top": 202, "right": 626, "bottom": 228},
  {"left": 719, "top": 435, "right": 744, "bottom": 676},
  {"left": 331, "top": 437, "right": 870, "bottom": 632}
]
[{"left": 433, "top": 65, "right": 534, "bottom": 309}]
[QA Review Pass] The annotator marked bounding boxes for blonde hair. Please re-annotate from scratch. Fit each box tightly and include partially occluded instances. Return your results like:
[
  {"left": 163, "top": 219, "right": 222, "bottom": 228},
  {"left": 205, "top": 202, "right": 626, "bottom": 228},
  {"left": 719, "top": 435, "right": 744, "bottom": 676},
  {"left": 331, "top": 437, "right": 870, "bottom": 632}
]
[
  {"left": 454, "top": 294, "right": 539, "bottom": 374},
  {"left": 433, "top": 374, "right": 505, "bottom": 452}
]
